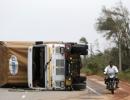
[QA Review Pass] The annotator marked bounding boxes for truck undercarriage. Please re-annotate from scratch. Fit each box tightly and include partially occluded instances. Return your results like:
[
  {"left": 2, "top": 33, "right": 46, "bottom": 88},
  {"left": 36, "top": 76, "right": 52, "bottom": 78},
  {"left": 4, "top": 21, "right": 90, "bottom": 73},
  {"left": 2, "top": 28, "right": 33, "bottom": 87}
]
[
  {"left": 65, "top": 43, "right": 88, "bottom": 90},
  {"left": 0, "top": 41, "right": 88, "bottom": 91}
]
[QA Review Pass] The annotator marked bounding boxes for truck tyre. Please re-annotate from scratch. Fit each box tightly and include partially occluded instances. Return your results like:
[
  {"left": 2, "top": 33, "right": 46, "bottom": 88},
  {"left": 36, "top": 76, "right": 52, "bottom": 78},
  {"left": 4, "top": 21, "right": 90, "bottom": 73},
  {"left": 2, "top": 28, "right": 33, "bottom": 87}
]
[
  {"left": 73, "top": 76, "right": 86, "bottom": 83},
  {"left": 65, "top": 86, "right": 72, "bottom": 91},
  {"left": 79, "top": 76, "right": 86, "bottom": 82},
  {"left": 72, "top": 83, "right": 86, "bottom": 90}
]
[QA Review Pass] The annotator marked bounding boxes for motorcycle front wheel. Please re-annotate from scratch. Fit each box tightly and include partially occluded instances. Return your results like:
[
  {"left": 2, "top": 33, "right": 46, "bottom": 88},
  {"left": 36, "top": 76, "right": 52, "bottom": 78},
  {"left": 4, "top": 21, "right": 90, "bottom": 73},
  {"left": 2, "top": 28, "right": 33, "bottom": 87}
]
[{"left": 111, "top": 89, "right": 114, "bottom": 94}]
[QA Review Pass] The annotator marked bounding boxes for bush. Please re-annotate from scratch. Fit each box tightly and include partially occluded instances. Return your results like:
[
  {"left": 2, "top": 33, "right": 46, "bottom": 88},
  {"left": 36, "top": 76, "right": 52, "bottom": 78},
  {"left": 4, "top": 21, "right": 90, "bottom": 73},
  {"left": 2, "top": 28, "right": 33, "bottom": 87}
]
[
  {"left": 81, "top": 67, "right": 93, "bottom": 75},
  {"left": 81, "top": 62, "right": 100, "bottom": 75},
  {"left": 87, "top": 62, "right": 99, "bottom": 74}
]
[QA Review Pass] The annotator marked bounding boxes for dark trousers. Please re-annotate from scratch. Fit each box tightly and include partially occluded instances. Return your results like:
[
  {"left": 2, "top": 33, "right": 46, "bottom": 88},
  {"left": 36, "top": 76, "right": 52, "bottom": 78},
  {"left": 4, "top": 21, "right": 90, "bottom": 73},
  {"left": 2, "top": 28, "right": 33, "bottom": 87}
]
[{"left": 104, "top": 77, "right": 119, "bottom": 87}]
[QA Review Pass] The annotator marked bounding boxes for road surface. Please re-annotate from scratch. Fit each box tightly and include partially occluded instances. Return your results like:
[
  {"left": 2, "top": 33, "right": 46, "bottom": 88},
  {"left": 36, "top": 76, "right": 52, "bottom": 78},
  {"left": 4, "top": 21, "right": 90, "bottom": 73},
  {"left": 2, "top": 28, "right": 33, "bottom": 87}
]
[{"left": 0, "top": 75, "right": 130, "bottom": 100}]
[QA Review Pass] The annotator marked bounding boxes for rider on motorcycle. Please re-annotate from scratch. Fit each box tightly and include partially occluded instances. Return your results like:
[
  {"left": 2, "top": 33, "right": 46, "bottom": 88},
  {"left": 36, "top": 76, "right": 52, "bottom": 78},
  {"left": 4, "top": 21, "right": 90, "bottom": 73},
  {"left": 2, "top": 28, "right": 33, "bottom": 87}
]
[{"left": 104, "top": 61, "right": 119, "bottom": 89}]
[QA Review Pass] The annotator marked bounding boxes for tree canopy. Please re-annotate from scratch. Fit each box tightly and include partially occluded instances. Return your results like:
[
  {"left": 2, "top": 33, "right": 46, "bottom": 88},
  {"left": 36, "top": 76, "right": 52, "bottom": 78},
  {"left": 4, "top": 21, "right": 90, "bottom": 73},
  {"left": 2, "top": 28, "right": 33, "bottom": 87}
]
[
  {"left": 96, "top": 2, "right": 130, "bottom": 71},
  {"left": 96, "top": 2, "right": 130, "bottom": 47},
  {"left": 79, "top": 37, "right": 88, "bottom": 44}
]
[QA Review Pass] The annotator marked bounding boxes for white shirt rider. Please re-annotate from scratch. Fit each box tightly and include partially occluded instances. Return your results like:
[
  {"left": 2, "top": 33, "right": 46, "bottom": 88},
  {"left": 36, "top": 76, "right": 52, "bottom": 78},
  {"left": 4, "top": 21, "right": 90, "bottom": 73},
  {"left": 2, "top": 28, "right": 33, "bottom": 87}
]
[
  {"left": 104, "top": 61, "right": 119, "bottom": 77},
  {"left": 104, "top": 61, "right": 119, "bottom": 88},
  {"left": 104, "top": 65, "right": 118, "bottom": 75}
]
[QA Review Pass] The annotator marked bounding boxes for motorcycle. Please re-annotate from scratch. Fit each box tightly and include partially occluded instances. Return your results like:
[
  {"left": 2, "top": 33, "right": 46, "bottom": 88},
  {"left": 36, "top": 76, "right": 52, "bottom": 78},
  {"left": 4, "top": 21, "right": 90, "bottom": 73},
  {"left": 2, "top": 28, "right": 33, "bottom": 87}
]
[{"left": 106, "top": 73, "right": 117, "bottom": 94}]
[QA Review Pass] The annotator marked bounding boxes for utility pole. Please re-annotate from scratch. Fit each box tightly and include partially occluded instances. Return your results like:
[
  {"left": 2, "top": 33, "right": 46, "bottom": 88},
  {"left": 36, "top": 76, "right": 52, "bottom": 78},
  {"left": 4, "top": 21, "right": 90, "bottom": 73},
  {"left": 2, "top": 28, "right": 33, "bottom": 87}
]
[
  {"left": 118, "top": 38, "right": 122, "bottom": 71},
  {"left": 118, "top": 28, "right": 124, "bottom": 71},
  {"left": 90, "top": 43, "right": 93, "bottom": 59}
]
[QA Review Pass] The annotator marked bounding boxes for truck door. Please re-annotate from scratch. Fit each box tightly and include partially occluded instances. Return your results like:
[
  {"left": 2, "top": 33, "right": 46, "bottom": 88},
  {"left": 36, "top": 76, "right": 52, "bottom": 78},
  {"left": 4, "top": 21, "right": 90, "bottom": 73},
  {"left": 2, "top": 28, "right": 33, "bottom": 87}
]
[
  {"left": 28, "top": 45, "right": 47, "bottom": 88},
  {"left": 28, "top": 47, "right": 33, "bottom": 88}
]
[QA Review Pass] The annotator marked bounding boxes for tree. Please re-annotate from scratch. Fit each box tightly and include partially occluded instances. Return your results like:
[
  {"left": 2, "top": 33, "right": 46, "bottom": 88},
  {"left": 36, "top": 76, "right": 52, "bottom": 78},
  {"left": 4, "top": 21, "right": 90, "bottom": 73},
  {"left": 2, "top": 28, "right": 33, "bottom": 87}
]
[
  {"left": 96, "top": 2, "right": 130, "bottom": 71},
  {"left": 79, "top": 37, "right": 88, "bottom": 44}
]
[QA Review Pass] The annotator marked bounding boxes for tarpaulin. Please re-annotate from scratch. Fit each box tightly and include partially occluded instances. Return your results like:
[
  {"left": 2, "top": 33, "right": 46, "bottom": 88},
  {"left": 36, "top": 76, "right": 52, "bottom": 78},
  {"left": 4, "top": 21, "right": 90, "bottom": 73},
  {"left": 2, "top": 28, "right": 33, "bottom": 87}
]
[{"left": 0, "top": 41, "right": 34, "bottom": 86}]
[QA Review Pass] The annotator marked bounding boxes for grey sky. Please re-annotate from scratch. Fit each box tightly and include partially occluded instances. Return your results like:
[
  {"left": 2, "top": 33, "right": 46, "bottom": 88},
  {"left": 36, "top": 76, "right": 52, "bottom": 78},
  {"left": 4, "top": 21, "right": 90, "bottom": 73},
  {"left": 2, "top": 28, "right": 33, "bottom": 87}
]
[{"left": 0, "top": 0, "right": 130, "bottom": 51}]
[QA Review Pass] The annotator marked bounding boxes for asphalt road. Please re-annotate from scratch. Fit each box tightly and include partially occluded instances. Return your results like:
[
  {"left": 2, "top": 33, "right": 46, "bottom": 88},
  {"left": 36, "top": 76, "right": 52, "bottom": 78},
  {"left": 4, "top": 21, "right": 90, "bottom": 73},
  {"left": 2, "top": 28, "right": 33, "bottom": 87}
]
[
  {"left": 0, "top": 75, "right": 129, "bottom": 100},
  {"left": 0, "top": 82, "right": 104, "bottom": 100},
  {"left": 0, "top": 88, "right": 103, "bottom": 100}
]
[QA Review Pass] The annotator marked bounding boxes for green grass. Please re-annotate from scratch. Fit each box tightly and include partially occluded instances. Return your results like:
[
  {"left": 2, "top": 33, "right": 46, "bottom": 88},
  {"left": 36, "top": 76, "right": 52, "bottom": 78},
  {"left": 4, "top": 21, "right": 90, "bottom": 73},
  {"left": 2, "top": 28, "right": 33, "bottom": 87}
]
[
  {"left": 81, "top": 66, "right": 130, "bottom": 83},
  {"left": 118, "top": 70, "right": 130, "bottom": 83},
  {"left": 81, "top": 67, "right": 93, "bottom": 75},
  {"left": 81, "top": 65, "right": 100, "bottom": 75}
]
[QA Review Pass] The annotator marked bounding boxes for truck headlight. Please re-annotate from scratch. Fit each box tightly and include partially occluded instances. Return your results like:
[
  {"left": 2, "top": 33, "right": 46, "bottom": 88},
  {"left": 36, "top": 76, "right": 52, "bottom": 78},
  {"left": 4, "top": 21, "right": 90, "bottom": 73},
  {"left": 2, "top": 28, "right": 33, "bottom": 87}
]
[{"left": 60, "top": 81, "right": 64, "bottom": 88}]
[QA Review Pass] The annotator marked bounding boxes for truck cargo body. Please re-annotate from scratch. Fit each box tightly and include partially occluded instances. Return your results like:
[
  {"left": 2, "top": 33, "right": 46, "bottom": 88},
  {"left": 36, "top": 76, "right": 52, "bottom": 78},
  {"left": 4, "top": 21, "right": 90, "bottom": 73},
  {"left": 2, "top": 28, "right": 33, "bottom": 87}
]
[{"left": 0, "top": 42, "right": 29, "bottom": 87}]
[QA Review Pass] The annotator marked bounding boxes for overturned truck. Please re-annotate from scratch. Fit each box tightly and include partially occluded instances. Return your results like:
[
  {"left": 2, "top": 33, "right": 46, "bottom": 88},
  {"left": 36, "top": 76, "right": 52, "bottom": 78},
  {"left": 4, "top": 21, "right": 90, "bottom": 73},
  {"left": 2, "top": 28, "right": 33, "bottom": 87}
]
[{"left": 0, "top": 41, "right": 88, "bottom": 90}]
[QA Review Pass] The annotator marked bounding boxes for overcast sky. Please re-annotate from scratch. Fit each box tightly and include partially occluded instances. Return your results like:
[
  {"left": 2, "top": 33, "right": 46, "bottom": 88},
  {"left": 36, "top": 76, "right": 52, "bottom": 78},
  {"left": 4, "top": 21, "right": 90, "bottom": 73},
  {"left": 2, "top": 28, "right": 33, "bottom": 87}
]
[{"left": 0, "top": 0, "right": 130, "bottom": 51}]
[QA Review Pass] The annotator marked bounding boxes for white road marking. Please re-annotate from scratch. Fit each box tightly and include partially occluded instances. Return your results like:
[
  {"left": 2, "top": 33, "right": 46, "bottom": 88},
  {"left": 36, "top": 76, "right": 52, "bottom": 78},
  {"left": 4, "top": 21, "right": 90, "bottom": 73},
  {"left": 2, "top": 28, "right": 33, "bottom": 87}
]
[
  {"left": 89, "top": 78, "right": 105, "bottom": 86},
  {"left": 22, "top": 95, "right": 26, "bottom": 99},
  {"left": 86, "top": 86, "right": 101, "bottom": 96}
]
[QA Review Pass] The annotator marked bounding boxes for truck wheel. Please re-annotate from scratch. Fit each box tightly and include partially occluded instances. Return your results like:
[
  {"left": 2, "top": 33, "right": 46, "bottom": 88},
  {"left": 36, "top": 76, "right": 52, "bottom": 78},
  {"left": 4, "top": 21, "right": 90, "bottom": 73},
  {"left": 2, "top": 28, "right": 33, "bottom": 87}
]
[
  {"left": 73, "top": 76, "right": 86, "bottom": 83},
  {"left": 65, "top": 86, "right": 72, "bottom": 91},
  {"left": 111, "top": 89, "right": 114, "bottom": 94},
  {"left": 79, "top": 76, "right": 86, "bottom": 82},
  {"left": 73, "top": 83, "right": 86, "bottom": 90}
]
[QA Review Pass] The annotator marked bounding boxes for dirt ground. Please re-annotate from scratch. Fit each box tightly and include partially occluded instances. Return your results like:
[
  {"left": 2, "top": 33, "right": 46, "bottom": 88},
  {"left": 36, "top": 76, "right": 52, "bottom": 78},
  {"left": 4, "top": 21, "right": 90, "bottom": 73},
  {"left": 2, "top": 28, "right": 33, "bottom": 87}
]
[{"left": 88, "top": 75, "right": 130, "bottom": 100}]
